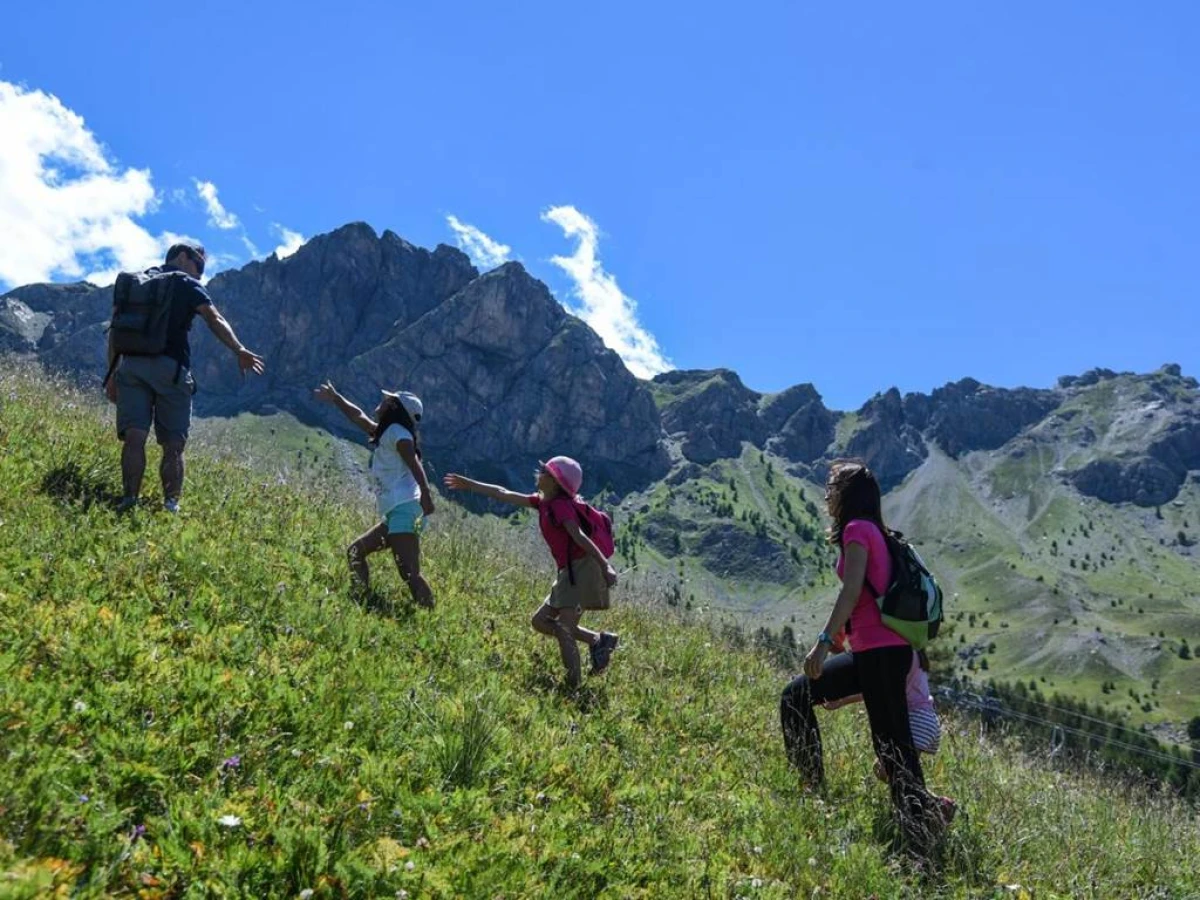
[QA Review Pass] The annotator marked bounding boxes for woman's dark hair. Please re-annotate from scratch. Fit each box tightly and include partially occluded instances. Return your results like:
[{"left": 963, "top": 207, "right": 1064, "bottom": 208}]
[
  {"left": 825, "top": 459, "right": 887, "bottom": 546},
  {"left": 371, "top": 398, "right": 421, "bottom": 457}
]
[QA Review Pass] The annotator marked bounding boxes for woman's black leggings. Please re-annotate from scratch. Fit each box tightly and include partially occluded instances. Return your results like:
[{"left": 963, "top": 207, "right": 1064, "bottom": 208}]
[{"left": 780, "top": 645, "right": 932, "bottom": 824}]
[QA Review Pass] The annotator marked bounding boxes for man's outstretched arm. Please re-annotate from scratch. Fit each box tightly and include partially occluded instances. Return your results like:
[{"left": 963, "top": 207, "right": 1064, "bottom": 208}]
[{"left": 197, "top": 304, "right": 265, "bottom": 375}]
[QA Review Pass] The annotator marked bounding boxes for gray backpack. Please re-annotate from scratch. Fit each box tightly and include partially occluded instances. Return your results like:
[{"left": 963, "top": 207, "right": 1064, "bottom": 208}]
[{"left": 109, "top": 268, "right": 185, "bottom": 357}]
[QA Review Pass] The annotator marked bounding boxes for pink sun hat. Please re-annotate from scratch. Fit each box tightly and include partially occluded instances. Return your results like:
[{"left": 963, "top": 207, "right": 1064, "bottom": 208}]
[{"left": 540, "top": 455, "right": 582, "bottom": 496}]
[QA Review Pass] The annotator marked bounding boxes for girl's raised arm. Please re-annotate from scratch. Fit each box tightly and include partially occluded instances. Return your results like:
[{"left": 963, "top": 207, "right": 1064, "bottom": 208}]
[{"left": 313, "top": 381, "right": 375, "bottom": 436}]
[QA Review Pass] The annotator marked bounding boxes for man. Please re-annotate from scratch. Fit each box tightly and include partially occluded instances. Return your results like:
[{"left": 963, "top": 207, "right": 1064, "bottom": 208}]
[{"left": 106, "top": 240, "right": 264, "bottom": 512}]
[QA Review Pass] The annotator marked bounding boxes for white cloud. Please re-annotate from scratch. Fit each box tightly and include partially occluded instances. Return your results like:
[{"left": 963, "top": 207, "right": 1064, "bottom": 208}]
[
  {"left": 240, "top": 235, "right": 260, "bottom": 257},
  {"left": 272, "top": 224, "right": 305, "bottom": 259},
  {"left": 541, "top": 205, "right": 672, "bottom": 379},
  {"left": 0, "top": 80, "right": 177, "bottom": 288},
  {"left": 194, "top": 179, "right": 240, "bottom": 230},
  {"left": 446, "top": 214, "right": 511, "bottom": 270},
  {"left": 80, "top": 229, "right": 207, "bottom": 287}
]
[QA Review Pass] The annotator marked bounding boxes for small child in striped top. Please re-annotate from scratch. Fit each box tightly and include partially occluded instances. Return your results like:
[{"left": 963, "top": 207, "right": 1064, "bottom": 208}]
[
  {"left": 904, "top": 649, "right": 941, "bottom": 757},
  {"left": 823, "top": 642, "right": 952, "bottom": 818}
]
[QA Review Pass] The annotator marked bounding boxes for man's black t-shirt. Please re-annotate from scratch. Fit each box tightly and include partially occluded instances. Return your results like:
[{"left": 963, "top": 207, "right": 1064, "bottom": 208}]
[{"left": 159, "top": 264, "right": 212, "bottom": 369}]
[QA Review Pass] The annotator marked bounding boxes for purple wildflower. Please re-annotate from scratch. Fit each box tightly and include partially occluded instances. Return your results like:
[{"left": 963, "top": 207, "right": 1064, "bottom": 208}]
[
  {"left": 130, "top": 824, "right": 146, "bottom": 842},
  {"left": 221, "top": 755, "right": 241, "bottom": 770}
]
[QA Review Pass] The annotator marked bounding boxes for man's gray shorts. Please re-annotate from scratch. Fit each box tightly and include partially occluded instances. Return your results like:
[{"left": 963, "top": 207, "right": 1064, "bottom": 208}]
[{"left": 115, "top": 355, "right": 196, "bottom": 444}]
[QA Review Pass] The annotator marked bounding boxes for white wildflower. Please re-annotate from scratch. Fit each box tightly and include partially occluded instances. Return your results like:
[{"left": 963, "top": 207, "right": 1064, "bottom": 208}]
[
  {"left": 72, "top": 700, "right": 87, "bottom": 713},
  {"left": 218, "top": 814, "right": 242, "bottom": 828},
  {"left": 299, "top": 891, "right": 314, "bottom": 900},
  {"left": 344, "top": 721, "right": 354, "bottom": 730},
  {"left": 404, "top": 861, "right": 415, "bottom": 871}
]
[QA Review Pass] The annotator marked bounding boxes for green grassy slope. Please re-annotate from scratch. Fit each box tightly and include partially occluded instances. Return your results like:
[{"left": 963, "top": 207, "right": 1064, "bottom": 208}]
[
  {"left": 613, "top": 445, "right": 837, "bottom": 621},
  {"left": 190, "top": 409, "right": 369, "bottom": 487},
  {"left": 160, "top": 373, "right": 1200, "bottom": 741},
  {"left": 2, "top": 365, "right": 1198, "bottom": 897},
  {"left": 628, "top": 372, "right": 1200, "bottom": 738},
  {"left": 885, "top": 440, "right": 1200, "bottom": 737}
]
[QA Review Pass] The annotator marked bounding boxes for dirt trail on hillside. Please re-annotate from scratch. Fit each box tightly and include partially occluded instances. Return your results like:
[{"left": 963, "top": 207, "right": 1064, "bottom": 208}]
[{"left": 733, "top": 450, "right": 772, "bottom": 517}]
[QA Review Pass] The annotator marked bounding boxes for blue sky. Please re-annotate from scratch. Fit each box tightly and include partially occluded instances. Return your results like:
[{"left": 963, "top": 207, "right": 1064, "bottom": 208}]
[{"left": 2, "top": 1, "right": 1197, "bottom": 410}]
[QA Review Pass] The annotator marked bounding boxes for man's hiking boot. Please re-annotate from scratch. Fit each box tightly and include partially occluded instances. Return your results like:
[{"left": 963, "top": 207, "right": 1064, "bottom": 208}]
[
  {"left": 163, "top": 498, "right": 180, "bottom": 514},
  {"left": 115, "top": 496, "right": 139, "bottom": 514},
  {"left": 589, "top": 632, "right": 619, "bottom": 676}
]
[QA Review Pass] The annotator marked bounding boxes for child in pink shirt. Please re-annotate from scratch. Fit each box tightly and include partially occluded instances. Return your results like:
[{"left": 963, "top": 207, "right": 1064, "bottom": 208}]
[{"left": 443, "top": 456, "right": 619, "bottom": 689}]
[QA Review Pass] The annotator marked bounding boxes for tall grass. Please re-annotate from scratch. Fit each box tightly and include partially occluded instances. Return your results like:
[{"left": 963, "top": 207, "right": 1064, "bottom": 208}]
[{"left": 0, "top": 361, "right": 1197, "bottom": 898}]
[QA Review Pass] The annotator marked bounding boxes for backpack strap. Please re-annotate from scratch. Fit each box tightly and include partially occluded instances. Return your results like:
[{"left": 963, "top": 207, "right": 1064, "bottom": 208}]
[
  {"left": 157, "top": 273, "right": 185, "bottom": 383},
  {"left": 844, "top": 526, "right": 887, "bottom": 598}
]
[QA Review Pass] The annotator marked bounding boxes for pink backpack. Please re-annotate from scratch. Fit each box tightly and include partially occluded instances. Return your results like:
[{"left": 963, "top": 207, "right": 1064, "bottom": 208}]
[
  {"left": 550, "top": 498, "right": 616, "bottom": 585},
  {"left": 575, "top": 500, "right": 615, "bottom": 558}
]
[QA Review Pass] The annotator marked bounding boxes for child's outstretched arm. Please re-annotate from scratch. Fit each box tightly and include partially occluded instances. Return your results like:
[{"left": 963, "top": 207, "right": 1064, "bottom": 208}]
[
  {"left": 442, "top": 474, "right": 530, "bottom": 507},
  {"left": 821, "top": 693, "right": 863, "bottom": 711},
  {"left": 561, "top": 520, "right": 619, "bottom": 586},
  {"left": 313, "top": 381, "right": 376, "bottom": 436}
]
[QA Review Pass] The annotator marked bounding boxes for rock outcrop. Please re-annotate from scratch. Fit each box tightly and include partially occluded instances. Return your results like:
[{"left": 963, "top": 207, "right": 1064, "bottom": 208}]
[
  {"left": 653, "top": 370, "right": 765, "bottom": 463},
  {"left": 905, "top": 378, "right": 1060, "bottom": 457}
]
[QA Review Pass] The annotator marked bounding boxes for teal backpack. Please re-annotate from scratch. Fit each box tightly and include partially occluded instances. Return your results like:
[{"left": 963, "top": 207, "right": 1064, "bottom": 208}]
[{"left": 862, "top": 531, "right": 944, "bottom": 649}]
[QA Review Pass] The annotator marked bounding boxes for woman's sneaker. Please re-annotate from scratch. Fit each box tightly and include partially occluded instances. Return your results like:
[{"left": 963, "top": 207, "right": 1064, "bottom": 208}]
[
  {"left": 935, "top": 795, "right": 958, "bottom": 827},
  {"left": 589, "top": 633, "right": 619, "bottom": 675}
]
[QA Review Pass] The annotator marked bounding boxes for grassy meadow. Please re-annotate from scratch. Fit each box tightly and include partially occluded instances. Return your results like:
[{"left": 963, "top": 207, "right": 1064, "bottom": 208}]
[{"left": 1, "top": 363, "right": 1197, "bottom": 898}]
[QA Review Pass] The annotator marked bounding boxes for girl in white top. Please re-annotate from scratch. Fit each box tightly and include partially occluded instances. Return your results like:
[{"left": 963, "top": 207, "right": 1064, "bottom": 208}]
[{"left": 315, "top": 381, "right": 436, "bottom": 609}]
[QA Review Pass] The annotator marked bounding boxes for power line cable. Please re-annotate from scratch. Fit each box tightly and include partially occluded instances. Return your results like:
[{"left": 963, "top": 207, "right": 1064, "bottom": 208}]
[
  {"left": 939, "top": 689, "right": 1200, "bottom": 772},
  {"left": 940, "top": 684, "right": 1190, "bottom": 748}
]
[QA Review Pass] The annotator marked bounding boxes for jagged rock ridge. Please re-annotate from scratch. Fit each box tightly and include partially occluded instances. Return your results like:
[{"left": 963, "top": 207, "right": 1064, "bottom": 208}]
[{"left": 4, "top": 222, "right": 1198, "bottom": 506}]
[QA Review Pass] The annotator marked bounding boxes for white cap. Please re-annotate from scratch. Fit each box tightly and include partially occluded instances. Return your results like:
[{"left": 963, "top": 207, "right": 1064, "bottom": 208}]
[{"left": 382, "top": 389, "right": 423, "bottom": 421}]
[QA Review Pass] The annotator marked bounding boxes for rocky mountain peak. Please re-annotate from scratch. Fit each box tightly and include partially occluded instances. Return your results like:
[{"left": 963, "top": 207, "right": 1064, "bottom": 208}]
[
  {"left": 651, "top": 369, "right": 765, "bottom": 463},
  {"left": 910, "top": 378, "right": 1060, "bottom": 458}
]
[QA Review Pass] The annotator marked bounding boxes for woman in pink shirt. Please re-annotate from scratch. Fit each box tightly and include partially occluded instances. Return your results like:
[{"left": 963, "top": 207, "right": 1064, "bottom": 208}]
[{"left": 780, "top": 460, "right": 944, "bottom": 848}]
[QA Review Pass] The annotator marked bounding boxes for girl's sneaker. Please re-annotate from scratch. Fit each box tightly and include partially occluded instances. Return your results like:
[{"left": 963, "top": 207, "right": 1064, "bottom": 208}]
[{"left": 589, "top": 633, "right": 619, "bottom": 675}]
